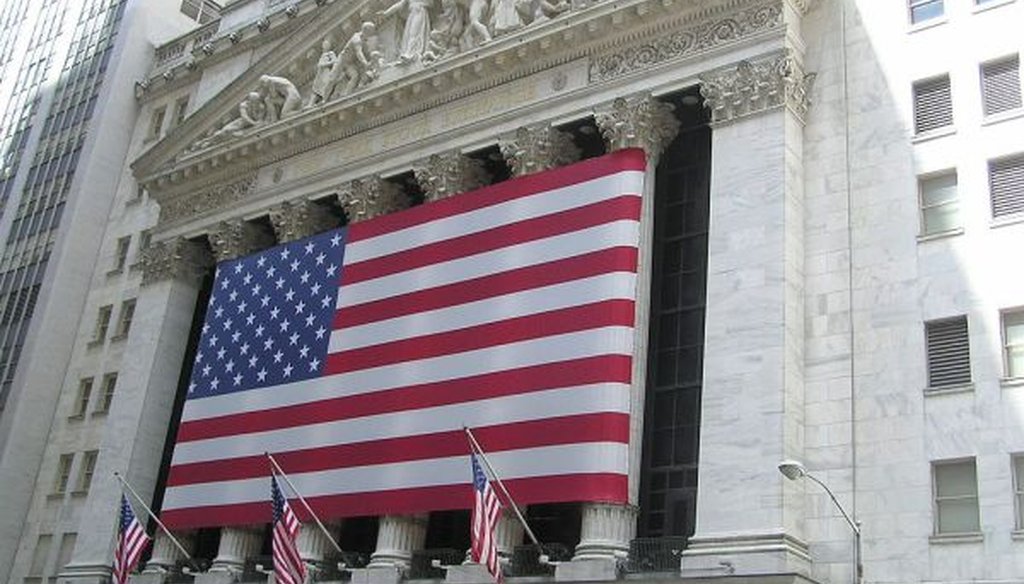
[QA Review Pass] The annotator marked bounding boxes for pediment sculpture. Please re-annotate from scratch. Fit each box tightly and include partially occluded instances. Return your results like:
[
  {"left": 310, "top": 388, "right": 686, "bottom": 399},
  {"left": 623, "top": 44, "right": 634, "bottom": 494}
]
[{"left": 188, "top": 0, "right": 570, "bottom": 153}]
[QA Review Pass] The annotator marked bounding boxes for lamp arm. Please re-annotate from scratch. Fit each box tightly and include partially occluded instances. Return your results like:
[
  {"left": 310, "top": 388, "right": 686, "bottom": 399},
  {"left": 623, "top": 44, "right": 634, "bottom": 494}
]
[{"left": 804, "top": 472, "right": 860, "bottom": 535}]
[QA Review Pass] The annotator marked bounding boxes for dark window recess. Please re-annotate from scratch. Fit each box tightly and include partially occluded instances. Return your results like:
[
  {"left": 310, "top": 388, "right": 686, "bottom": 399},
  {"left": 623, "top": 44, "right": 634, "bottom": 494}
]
[
  {"left": 913, "top": 75, "right": 953, "bottom": 134},
  {"left": 424, "top": 510, "right": 470, "bottom": 551},
  {"left": 639, "top": 94, "right": 710, "bottom": 541},
  {"left": 925, "top": 316, "right": 971, "bottom": 388},
  {"left": 981, "top": 56, "right": 1022, "bottom": 117}
]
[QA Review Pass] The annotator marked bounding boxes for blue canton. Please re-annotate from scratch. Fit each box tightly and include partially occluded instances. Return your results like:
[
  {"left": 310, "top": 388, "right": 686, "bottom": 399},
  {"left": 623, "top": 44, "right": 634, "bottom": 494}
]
[
  {"left": 271, "top": 475, "right": 286, "bottom": 523},
  {"left": 187, "top": 228, "right": 347, "bottom": 399}
]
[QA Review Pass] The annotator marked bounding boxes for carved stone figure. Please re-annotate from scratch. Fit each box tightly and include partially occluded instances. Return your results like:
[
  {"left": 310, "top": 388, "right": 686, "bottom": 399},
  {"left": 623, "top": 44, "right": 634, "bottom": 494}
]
[
  {"left": 463, "top": 0, "right": 492, "bottom": 47},
  {"left": 490, "top": 0, "right": 529, "bottom": 36},
  {"left": 259, "top": 74, "right": 303, "bottom": 121},
  {"left": 197, "top": 92, "right": 266, "bottom": 148},
  {"left": 379, "top": 0, "right": 433, "bottom": 63},
  {"left": 530, "top": 0, "right": 570, "bottom": 24},
  {"left": 422, "top": 0, "right": 464, "bottom": 62},
  {"left": 307, "top": 39, "right": 338, "bottom": 107},
  {"left": 332, "top": 22, "right": 382, "bottom": 96}
]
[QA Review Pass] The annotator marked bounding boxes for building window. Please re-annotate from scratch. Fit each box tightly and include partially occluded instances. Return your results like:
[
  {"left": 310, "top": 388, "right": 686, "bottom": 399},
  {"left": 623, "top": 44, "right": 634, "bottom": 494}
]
[
  {"left": 989, "top": 155, "right": 1024, "bottom": 218},
  {"left": 76, "top": 451, "right": 97, "bottom": 493},
  {"left": 28, "top": 534, "right": 51, "bottom": 577},
  {"left": 172, "top": 96, "right": 190, "bottom": 127},
  {"left": 56, "top": 534, "right": 76, "bottom": 579},
  {"left": 93, "top": 305, "right": 112, "bottom": 343},
  {"left": 913, "top": 75, "right": 953, "bottom": 134},
  {"left": 53, "top": 454, "right": 73, "bottom": 494},
  {"left": 146, "top": 106, "right": 165, "bottom": 141},
  {"left": 113, "top": 299, "right": 135, "bottom": 339},
  {"left": 925, "top": 316, "right": 971, "bottom": 389},
  {"left": 1014, "top": 455, "right": 1024, "bottom": 530},
  {"left": 70, "top": 378, "right": 92, "bottom": 418},
  {"left": 981, "top": 55, "right": 1022, "bottom": 117},
  {"left": 95, "top": 373, "right": 117, "bottom": 414},
  {"left": 112, "top": 236, "right": 130, "bottom": 273},
  {"left": 919, "top": 172, "right": 960, "bottom": 235},
  {"left": 1002, "top": 310, "right": 1024, "bottom": 379},
  {"left": 910, "top": 0, "right": 944, "bottom": 24},
  {"left": 933, "top": 459, "right": 980, "bottom": 534}
]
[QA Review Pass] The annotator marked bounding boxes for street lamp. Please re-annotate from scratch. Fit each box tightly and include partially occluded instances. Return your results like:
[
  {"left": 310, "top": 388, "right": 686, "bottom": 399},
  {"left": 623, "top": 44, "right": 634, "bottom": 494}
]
[{"left": 778, "top": 460, "right": 863, "bottom": 584}]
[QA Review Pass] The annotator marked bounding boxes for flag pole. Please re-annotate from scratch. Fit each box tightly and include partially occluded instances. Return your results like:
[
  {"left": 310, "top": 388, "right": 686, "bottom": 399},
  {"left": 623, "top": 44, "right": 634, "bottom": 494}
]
[
  {"left": 463, "top": 427, "right": 541, "bottom": 548},
  {"left": 113, "top": 472, "right": 193, "bottom": 562},
  {"left": 265, "top": 452, "right": 344, "bottom": 554}
]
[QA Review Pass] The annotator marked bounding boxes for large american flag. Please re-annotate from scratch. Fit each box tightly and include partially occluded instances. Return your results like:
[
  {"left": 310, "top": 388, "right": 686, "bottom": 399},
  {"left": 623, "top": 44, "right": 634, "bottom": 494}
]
[
  {"left": 271, "top": 475, "right": 306, "bottom": 584},
  {"left": 161, "top": 149, "right": 645, "bottom": 528},
  {"left": 470, "top": 453, "right": 503, "bottom": 583},
  {"left": 113, "top": 494, "right": 150, "bottom": 584}
]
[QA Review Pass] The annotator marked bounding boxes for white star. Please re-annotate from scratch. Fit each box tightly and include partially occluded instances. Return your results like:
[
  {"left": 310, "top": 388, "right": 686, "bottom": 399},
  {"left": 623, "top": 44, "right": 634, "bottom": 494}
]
[
  {"left": 270, "top": 306, "right": 280, "bottom": 319},
  {"left": 248, "top": 355, "right": 258, "bottom": 368},
  {"left": 225, "top": 360, "right": 235, "bottom": 373},
  {"left": 215, "top": 307, "right": 224, "bottom": 318},
  {"left": 290, "top": 259, "right": 300, "bottom": 272},
  {"left": 217, "top": 347, "right": 226, "bottom": 360},
  {"left": 252, "top": 283, "right": 262, "bottom": 296},
  {"left": 188, "top": 381, "right": 196, "bottom": 393},
  {"left": 246, "top": 313, "right": 256, "bottom": 326},
  {"left": 316, "top": 252, "right": 326, "bottom": 265},
  {"left": 257, "top": 256, "right": 266, "bottom": 268},
  {"left": 300, "top": 271, "right": 310, "bottom": 284},
  {"left": 202, "top": 323, "right": 210, "bottom": 334},
  {"left": 285, "top": 289, "right": 296, "bottom": 301},
  {"left": 281, "top": 248, "right": 291, "bottom": 260},
  {"left": 330, "top": 233, "right": 341, "bottom": 247},
  {"left": 257, "top": 368, "right": 268, "bottom": 382},
  {"left": 315, "top": 326, "right": 327, "bottom": 339},
  {"left": 233, "top": 373, "right": 243, "bottom": 386},
  {"left": 321, "top": 295, "right": 332, "bottom": 308},
  {"left": 222, "top": 318, "right": 233, "bottom": 330},
  {"left": 309, "top": 357, "right": 321, "bottom": 371},
  {"left": 304, "top": 241, "right": 315, "bottom": 255},
  {"left": 274, "top": 350, "right": 284, "bottom": 363},
  {"left": 289, "top": 332, "right": 299, "bottom": 345},
  {"left": 326, "top": 264, "right": 337, "bottom": 276},
  {"left": 234, "top": 263, "right": 243, "bottom": 274},
  {"left": 266, "top": 265, "right": 276, "bottom": 278},
  {"left": 240, "top": 342, "right": 250, "bottom": 355},
  {"left": 210, "top": 377, "right": 220, "bottom": 390},
  {"left": 264, "top": 338, "right": 275, "bottom": 351},
  {"left": 261, "top": 294, "right": 271, "bottom": 307},
  {"left": 295, "top": 301, "right": 305, "bottom": 314},
  {"left": 305, "top": 314, "right": 315, "bottom": 327},
  {"left": 209, "top": 335, "right": 219, "bottom": 347},
  {"left": 196, "top": 351, "right": 204, "bottom": 363},
  {"left": 311, "top": 282, "right": 322, "bottom": 295},
  {"left": 276, "top": 277, "right": 285, "bottom": 289},
  {"left": 283, "top": 363, "right": 293, "bottom": 377},
  {"left": 255, "top": 324, "right": 265, "bottom": 337},
  {"left": 229, "top": 290, "right": 238, "bottom": 302},
  {"left": 280, "top": 319, "right": 291, "bottom": 332},
  {"left": 202, "top": 364, "right": 212, "bottom": 377},
  {"left": 243, "top": 272, "right": 253, "bottom": 285},
  {"left": 237, "top": 300, "right": 248, "bottom": 313},
  {"left": 299, "top": 345, "right": 309, "bottom": 358},
  {"left": 231, "top": 331, "right": 241, "bottom": 343},
  {"left": 221, "top": 278, "right": 230, "bottom": 290}
]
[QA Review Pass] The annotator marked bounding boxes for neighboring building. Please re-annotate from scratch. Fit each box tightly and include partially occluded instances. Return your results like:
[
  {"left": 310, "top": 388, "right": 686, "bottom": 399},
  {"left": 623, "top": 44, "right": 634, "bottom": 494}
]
[{"left": 1, "top": 1, "right": 1024, "bottom": 584}]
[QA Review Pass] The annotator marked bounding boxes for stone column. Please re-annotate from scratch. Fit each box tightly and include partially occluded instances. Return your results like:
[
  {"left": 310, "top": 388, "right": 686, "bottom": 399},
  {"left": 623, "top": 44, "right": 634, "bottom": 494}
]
[
  {"left": 208, "top": 218, "right": 275, "bottom": 262},
  {"left": 58, "top": 239, "right": 212, "bottom": 584},
  {"left": 208, "top": 526, "right": 262, "bottom": 574},
  {"left": 269, "top": 198, "right": 338, "bottom": 243},
  {"left": 298, "top": 523, "right": 340, "bottom": 567},
  {"left": 494, "top": 509, "right": 525, "bottom": 556},
  {"left": 337, "top": 176, "right": 408, "bottom": 222},
  {"left": 142, "top": 530, "right": 195, "bottom": 575},
  {"left": 678, "top": 52, "right": 815, "bottom": 578},
  {"left": 365, "top": 514, "right": 428, "bottom": 574},
  {"left": 412, "top": 150, "right": 490, "bottom": 202},
  {"left": 498, "top": 123, "right": 580, "bottom": 177}
]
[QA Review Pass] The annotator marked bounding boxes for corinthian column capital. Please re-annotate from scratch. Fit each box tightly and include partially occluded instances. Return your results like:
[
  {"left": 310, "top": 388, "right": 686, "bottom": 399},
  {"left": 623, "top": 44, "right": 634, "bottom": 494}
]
[
  {"left": 499, "top": 124, "right": 581, "bottom": 177},
  {"left": 699, "top": 52, "right": 815, "bottom": 125},
  {"left": 208, "top": 218, "right": 275, "bottom": 262},
  {"left": 269, "top": 198, "right": 338, "bottom": 243},
  {"left": 337, "top": 176, "right": 408, "bottom": 222},
  {"left": 594, "top": 94, "right": 680, "bottom": 160},
  {"left": 141, "top": 238, "right": 212, "bottom": 286},
  {"left": 413, "top": 151, "right": 490, "bottom": 202}
]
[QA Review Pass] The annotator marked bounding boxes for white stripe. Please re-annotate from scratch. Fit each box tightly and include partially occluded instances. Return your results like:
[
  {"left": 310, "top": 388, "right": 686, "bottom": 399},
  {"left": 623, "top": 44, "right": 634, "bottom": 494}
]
[
  {"left": 163, "top": 442, "right": 628, "bottom": 510},
  {"left": 172, "top": 383, "right": 628, "bottom": 464},
  {"left": 344, "top": 172, "right": 644, "bottom": 264},
  {"left": 329, "top": 273, "right": 637, "bottom": 352},
  {"left": 181, "top": 326, "right": 633, "bottom": 422},
  {"left": 337, "top": 220, "right": 640, "bottom": 308}
]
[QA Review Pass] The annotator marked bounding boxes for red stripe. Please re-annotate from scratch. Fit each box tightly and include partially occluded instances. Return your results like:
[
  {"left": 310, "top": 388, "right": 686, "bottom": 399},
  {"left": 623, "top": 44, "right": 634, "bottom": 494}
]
[
  {"left": 167, "top": 413, "right": 629, "bottom": 486},
  {"left": 324, "top": 299, "right": 635, "bottom": 375},
  {"left": 347, "top": 149, "right": 647, "bottom": 243},
  {"left": 161, "top": 473, "right": 629, "bottom": 529},
  {"left": 343, "top": 196, "right": 641, "bottom": 285},
  {"left": 177, "top": 355, "right": 631, "bottom": 442},
  {"left": 334, "top": 247, "right": 639, "bottom": 329}
]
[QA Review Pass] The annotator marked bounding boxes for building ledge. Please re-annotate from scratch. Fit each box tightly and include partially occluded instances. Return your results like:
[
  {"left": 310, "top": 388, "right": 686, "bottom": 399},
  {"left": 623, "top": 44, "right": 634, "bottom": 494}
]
[
  {"left": 1001, "top": 377, "right": 1024, "bottom": 389},
  {"left": 981, "top": 107, "right": 1024, "bottom": 127},
  {"left": 917, "top": 227, "right": 964, "bottom": 243},
  {"left": 929, "top": 532, "right": 983, "bottom": 545},
  {"left": 911, "top": 126, "right": 956, "bottom": 144},
  {"left": 924, "top": 382, "right": 974, "bottom": 396}
]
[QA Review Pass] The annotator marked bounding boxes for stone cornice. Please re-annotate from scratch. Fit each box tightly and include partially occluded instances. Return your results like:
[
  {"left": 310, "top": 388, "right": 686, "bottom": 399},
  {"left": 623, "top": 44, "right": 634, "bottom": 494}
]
[{"left": 135, "top": 0, "right": 790, "bottom": 194}]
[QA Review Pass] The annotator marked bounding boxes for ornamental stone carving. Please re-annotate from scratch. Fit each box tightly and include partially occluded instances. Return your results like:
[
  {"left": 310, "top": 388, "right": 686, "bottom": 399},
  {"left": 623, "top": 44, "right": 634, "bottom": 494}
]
[
  {"left": 208, "top": 218, "right": 275, "bottom": 262},
  {"left": 699, "top": 53, "right": 815, "bottom": 125},
  {"left": 499, "top": 124, "right": 580, "bottom": 177},
  {"left": 337, "top": 176, "right": 408, "bottom": 222},
  {"left": 269, "top": 198, "right": 338, "bottom": 243},
  {"left": 589, "top": 2, "right": 784, "bottom": 83},
  {"left": 594, "top": 94, "right": 680, "bottom": 161},
  {"left": 141, "top": 238, "right": 212, "bottom": 286},
  {"left": 412, "top": 151, "right": 490, "bottom": 202},
  {"left": 158, "top": 175, "right": 257, "bottom": 225}
]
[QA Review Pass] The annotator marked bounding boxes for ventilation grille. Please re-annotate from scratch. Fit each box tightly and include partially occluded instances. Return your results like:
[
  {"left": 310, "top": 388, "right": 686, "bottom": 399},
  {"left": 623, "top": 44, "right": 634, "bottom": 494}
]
[
  {"left": 990, "top": 155, "right": 1024, "bottom": 218},
  {"left": 982, "top": 56, "right": 1022, "bottom": 116},
  {"left": 926, "top": 317, "right": 971, "bottom": 388},
  {"left": 914, "top": 76, "right": 953, "bottom": 134}
]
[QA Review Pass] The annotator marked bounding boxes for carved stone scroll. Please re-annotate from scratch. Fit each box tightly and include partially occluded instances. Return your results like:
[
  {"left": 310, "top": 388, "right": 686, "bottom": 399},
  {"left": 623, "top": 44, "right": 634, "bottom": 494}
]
[
  {"left": 337, "top": 176, "right": 408, "bottom": 222},
  {"left": 499, "top": 124, "right": 581, "bottom": 177},
  {"left": 208, "top": 218, "right": 275, "bottom": 262},
  {"left": 412, "top": 151, "right": 490, "bottom": 202},
  {"left": 699, "top": 52, "right": 815, "bottom": 125},
  {"left": 141, "top": 238, "right": 212, "bottom": 286},
  {"left": 594, "top": 94, "right": 680, "bottom": 161},
  {"left": 269, "top": 199, "right": 338, "bottom": 243}
]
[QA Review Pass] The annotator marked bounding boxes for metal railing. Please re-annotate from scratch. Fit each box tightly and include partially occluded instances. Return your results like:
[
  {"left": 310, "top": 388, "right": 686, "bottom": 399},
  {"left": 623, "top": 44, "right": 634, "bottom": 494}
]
[
  {"left": 507, "top": 543, "right": 571, "bottom": 577},
  {"left": 622, "top": 536, "right": 688, "bottom": 573},
  {"left": 408, "top": 548, "right": 465, "bottom": 579}
]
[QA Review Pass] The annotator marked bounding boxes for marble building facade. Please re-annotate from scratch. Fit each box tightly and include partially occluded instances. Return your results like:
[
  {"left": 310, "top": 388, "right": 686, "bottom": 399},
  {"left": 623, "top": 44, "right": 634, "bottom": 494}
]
[{"left": 1, "top": 1, "right": 1023, "bottom": 584}]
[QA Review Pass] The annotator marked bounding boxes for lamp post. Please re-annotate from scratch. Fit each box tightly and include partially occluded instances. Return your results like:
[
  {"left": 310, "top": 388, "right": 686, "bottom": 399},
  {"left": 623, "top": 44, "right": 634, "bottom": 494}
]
[{"left": 778, "top": 460, "right": 863, "bottom": 584}]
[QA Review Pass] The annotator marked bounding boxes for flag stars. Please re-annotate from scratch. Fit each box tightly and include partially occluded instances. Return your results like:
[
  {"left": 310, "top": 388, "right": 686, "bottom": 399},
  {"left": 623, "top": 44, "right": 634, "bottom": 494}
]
[
  {"left": 321, "top": 295, "right": 332, "bottom": 309},
  {"left": 202, "top": 323, "right": 210, "bottom": 335},
  {"left": 252, "top": 283, "right": 262, "bottom": 297},
  {"left": 299, "top": 345, "right": 309, "bottom": 358},
  {"left": 270, "top": 306, "right": 280, "bottom": 320},
  {"left": 257, "top": 368, "right": 268, "bottom": 382},
  {"left": 243, "top": 272, "right": 253, "bottom": 285},
  {"left": 240, "top": 342, "right": 249, "bottom": 355},
  {"left": 304, "top": 241, "right": 315, "bottom": 255},
  {"left": 315, "top": 326, "right": 327, "bottom": 340},
  {"left": 305, "top": 314, "right": 315, "bottom": 327},
  {"left": 188, "top": 382, "right": 196, "bottom": 394},
  {"left": 330, "top": 233, "right": 341, "bottom": 247},
  {"left": 233, "top": 373, "right": 243, "bottom": 386},
  {"left": 217, "top": 347, "right": 227, "bottom": 360},
  {"left": 225, "top": 360, "right": 235, "bottom": 373},
  {"left": 309, "top": 357, "right": 320, "bottom": 371},
  {"left": 214, "top": 307, "right": 224, "bottom": 318},
  {"left": 237, "top": 300, "right": 248, "bottom": 314},
  {"left": 266, "top": 265, "right": 276, "bottom": 278},
  {"left": 231, "top": 331, "right": 241, "bottom": 344},
  {"left": 222, "top": 318, "right": 233, "bottom": 331},
  {"left": 210, "top": 377, "right": 220, "bottom": 390},
  {"left": 221, "top": 278, "right": 230, "bottom": 290},
  {"left": 248, "top": 355, "right": 258, "bottom": 368},
  {"left": 202, "top": 364, "right": 211, "bottom": 377},
  {"left": 274, "top": 350, "right": 284, "bottom": 363},
  {"left": 246, "top": 313, "right": 256, "bottom": 326},
  {"left": 283, "top": 363, "right": 293, "bottom": 377},
  {"left": 310, "top": 282, "right": 321, "bottom": 296},
  {"left": 294, "top": 301, "right": 305, "bottom": 314},
  {"left": 281, "top": 248, "right": 290, "bottom": 260},
  {"left": 229, "top": 290, "right": 238, "bottom": 302},
  {"left": 261, "top": 295, "right": 271, "bottom": 308},
  {"left": 280, "top": 319, "right": 291, "bottom": 333},
  {"left": 290, "top": 259, "right": 300, "bottom": 272},
  {"left": 300, "top": 271, "right": 310, "bottom": 284},
  {"left": 276, "top": 277, "right": 285, "bottom": 290},
  {"left": 196, "top": 352, "right": 204, "bottom": 363},
  {"left": 209, "top": 335, "right": 219, "bottom": 347},
  {"left": 326, "top": 264, "right": 337, "bottom": 277},
  {"left": 257, "top": 256, "right": 266, "bottom": 268},
  {"left": 264, "top": 338, "right": 275, "bottom": 351},
  {"left": 255, "top": 324, "right": 265, "bottom": 338},
  {"left": 234, "top": 263, "right": 243, "bottom": 274},
  {"left": 289, "top": 332, "right": 299, "bottom": 345}
]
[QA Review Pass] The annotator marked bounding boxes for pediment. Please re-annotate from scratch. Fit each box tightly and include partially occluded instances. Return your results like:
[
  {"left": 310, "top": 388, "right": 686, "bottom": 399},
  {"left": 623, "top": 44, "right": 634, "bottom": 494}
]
[{"left": 135, "top": 0, "right": 797, "bottom": 209}]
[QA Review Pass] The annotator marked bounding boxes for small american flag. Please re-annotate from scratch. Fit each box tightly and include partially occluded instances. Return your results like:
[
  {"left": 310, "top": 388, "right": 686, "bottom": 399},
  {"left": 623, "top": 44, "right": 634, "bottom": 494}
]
[
  {"left": 272, "top": 475, "right": 306, "bottom": 584},
  {"left": 471, "top": 453, "right": 503, "bottom": 583},
  {"left": 113, "top": 494, "right": 150, "bottom": 584}
]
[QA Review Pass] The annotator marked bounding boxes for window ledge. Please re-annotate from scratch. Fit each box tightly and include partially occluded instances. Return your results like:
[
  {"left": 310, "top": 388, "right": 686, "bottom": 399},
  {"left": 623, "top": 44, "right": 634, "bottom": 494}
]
[
  {"left": 67, "top": 413, "right": 85, "bottom": 421},
  {"left": 990, "top": 213, "right": 1024, "bottom": 229},
  {"left": 981, "top": 108, "right": 1024, "bottom": 127},
  {"left": 46, "top": 492, "right": 64, "bottom": 501},
  {"left": 90, "top": 410, "right": 109, "bottom": 418},
  {"left": 929, "top": 532, "right": 983, "bottom": 544},
  {"left": 1000, "top": 377, "right": 1024, "bottom": 388},
  {"left": 70, "top": 490, "right": 88, "bottom": 498},
  {"left": 908, "top": 16, "right": 949, "bottom": 34},
  {"left": 973, "top": 0, "right": 1016, "bottom": 14},
  {"left": 924, "top": 382, "right": 974, "bottom": 396},
  {"left": 918, "top": 227, "right": 964, "bottom": 242},
  {"left": 86, "top": 339, "right": 104, "bottom": 350},
  {"left": 1012, "top": 530, "right": 1024, "bottom": 541},
  {"left": 106, "top": 267, "right": 124, "bottom": 278},
  {"left": 912, "top": 126, "right": 956, "bottom": 144},
  {"left": 110, "top": 333, "right": 128, "bottom": 343}
]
